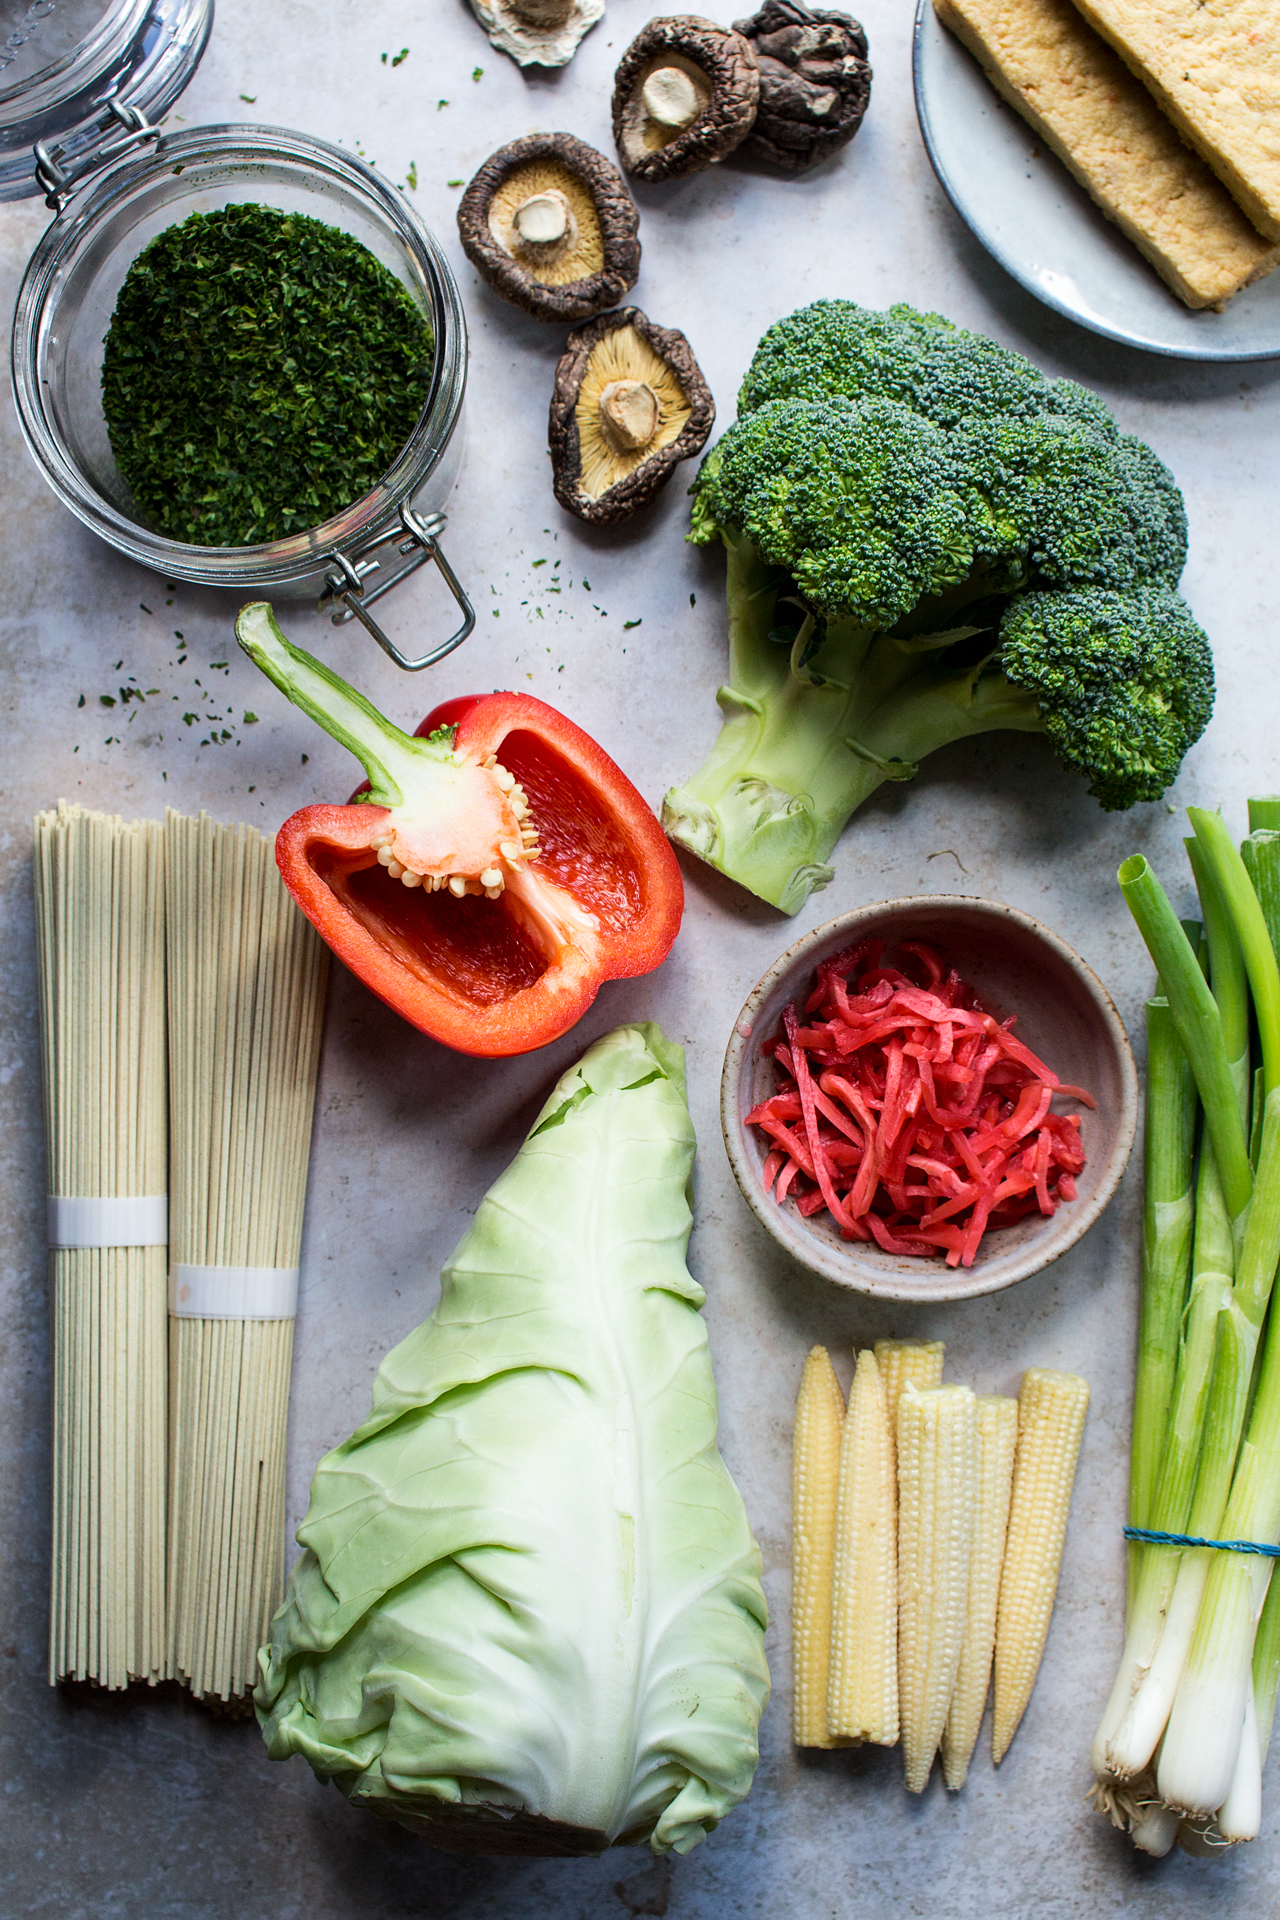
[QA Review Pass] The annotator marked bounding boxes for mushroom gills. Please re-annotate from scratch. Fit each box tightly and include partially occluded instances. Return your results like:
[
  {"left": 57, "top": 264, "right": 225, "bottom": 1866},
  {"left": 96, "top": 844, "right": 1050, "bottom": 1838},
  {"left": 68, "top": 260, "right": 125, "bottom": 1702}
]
[
  {"left": 629, "top": 53, "right": 712, "bottom": 151},
  {"left": 488, "top": 161, "right": 603, "bottom": 285},
  {"left": 574, "top": 325, "right": 692, "bottom": 500}
]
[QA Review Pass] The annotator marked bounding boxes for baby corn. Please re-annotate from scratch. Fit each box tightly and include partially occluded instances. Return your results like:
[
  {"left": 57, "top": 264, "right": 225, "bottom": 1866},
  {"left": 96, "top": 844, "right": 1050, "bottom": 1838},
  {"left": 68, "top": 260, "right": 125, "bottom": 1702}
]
[
  {"left": 792, "top": 1346, "right": 845, "bottom": 1747},
  {"left": 875, "top": 1339, "right": 945, "bottom": 1461},
  {"left": 993, "top": 1368, "right": 1090, "bottom": 1764},
  {"left": 829, "top": 1349, "right": 899, "bottom": 1745},
  {"left": 898, "top": 1383, "right": 978, "bottom": 1792},
  {"left": 942, "top": 1393, "right": 1018, "bottom": 1789}
]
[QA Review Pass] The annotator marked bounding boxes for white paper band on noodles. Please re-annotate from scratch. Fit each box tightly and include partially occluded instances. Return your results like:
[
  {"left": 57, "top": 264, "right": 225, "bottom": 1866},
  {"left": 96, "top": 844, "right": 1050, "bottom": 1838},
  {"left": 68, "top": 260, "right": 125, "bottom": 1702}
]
[
  {"left": 48, "top": 1194, "right": 168, "bottom": 1249},
  {"left": 168, "top": 1263, "right": 299, "bottom": 1320}
]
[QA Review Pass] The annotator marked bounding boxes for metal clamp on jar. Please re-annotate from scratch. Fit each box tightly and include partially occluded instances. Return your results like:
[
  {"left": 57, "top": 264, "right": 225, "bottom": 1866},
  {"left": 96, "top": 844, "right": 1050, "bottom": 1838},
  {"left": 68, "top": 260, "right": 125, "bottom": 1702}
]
[{"left": 7, "top": 1, "right": 473, "bottom": 671}]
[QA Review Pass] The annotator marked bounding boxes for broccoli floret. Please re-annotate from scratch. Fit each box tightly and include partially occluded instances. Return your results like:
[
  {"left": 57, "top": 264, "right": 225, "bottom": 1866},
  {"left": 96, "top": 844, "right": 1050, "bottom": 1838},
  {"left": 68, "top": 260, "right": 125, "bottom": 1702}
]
[
  {"left": 999, "top": 585, "right": 1214, "bottom": 811},
  {"left": 956, "top": 415, "right": 1188, "bottom": 589},
  {"left": 738, "top": 299, "right": 1051, "bottom": 427},
  {"left": 698, "top": 395, "right": 987, "bottom": 626},
  {"left": 666, "top": 300, "right": 1214, "bottom": 912}
]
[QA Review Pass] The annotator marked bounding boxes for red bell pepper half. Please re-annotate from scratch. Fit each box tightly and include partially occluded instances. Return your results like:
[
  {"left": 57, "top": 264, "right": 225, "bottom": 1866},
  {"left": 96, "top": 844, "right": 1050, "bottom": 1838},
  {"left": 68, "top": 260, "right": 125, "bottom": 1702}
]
[{"left": 234, "top": 604, "right": 683, "bottom": 1057}]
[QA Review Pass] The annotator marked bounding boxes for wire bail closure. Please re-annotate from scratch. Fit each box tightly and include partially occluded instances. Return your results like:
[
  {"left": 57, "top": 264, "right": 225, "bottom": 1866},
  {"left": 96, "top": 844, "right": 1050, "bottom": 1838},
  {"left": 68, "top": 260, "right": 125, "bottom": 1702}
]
[
  {"left": 318, "top": 502, "right": 476, "bottom": 672},
  {"left": 35, "top": 97, "right": 162, "bottom": 213}
]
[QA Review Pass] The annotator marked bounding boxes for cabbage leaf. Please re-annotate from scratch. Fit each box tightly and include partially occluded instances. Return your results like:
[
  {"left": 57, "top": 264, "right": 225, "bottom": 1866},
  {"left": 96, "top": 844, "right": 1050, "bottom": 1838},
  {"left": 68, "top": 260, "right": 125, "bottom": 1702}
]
[{"left": 255, "top": 1023, "right": 770, "bottom": 1856}]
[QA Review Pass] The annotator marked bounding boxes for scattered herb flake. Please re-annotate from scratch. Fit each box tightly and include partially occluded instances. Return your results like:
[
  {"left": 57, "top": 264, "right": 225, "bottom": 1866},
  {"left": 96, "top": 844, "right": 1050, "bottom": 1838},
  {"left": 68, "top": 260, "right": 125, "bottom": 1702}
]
[
  {"left": 391, "top": 46, "right": 409, "bottom": 66},
  {"left": 100, "top": 694, "right": 115, "bottom": 707},
  {"left": 437, "top": 98, "right": 448, "bottom": 109},
  {"left": 690, "top": 592, "right": 696, "bottom": 606},
  {"left": 623, "top": 619, "right": 642, "bottom": 629},
  {"left": 240, "top": 93, "right": 257, "bottom": 102},
  {"left": 406, "top": 161, "right": 418, "bottom": 190},
  {"left": 447, "top": 178, "right": 463, "bottom": 187},
  {"left": 244, "top": 711, "right": 259, "bottom": 724},
  {"left": 77, "top": 694, "right": 85, "bottom": 708},
  {"left": 472, "top": 65, "right": 483, "bottom": 79},
  {"left": 532, "top": 558, "right": 547, "bottom": 568}
]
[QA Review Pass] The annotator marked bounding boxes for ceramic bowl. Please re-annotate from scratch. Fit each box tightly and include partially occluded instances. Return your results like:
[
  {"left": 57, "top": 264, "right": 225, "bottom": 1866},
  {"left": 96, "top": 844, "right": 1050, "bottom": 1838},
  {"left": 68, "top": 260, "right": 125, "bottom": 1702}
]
[{"left": 721, "top": 896, "right": 1137, "bottom": 1303}]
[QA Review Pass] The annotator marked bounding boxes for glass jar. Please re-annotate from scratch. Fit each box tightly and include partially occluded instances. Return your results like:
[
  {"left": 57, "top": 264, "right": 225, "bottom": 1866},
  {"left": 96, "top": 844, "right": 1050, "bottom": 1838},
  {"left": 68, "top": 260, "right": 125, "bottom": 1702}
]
[
  {"left": 11, "top": 122, "right": 472, "bottom": 670},
  {"left": 0, "top": 0, "right": 211, "bottom": 202}
]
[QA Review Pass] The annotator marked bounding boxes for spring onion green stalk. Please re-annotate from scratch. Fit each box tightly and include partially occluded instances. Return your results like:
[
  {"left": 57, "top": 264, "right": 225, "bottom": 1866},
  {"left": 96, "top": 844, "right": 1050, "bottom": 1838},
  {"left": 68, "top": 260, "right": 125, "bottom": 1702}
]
[
  {"left": 1253, "top": 1532, "right": 1280, "bottom": 1763},
  {"left": 1093, "top": 1141, "right": 1235, "bottom": 1779},
  {"left": 1248, "top": 797, "right": 1280, "bottom": 833},
  {"left": 1184, "top": 840, "right": 1250, "bottom": 1121},
  {"left": 1117, "top": 855, "right": 1252, "bottom": 1233},
  {"left": 1156, "top": 1092, "right": 1280, "bottom": 1815},
  {"left": 1127, "top": 998, "right": 1198, "bottom": 1613},
  {"left": 1245, "top": 829, "right": 1280, "bottom": 972},
  {"left": 1188, "top": 809, "right": 1280, "bottom": 1099},
  {"left": 1092, "top": 882, "right": 1247, "bottom": 1781},
  {"left": 1106, "top": 1090, "right": 1280, "bottom": 1780}
]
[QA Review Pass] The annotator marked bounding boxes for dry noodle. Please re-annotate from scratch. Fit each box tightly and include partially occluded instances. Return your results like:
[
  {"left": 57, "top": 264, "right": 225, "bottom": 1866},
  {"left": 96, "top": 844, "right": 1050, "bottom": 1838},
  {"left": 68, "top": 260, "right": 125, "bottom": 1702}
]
[
  {"left": 165, "top": 811, "right": 328, "bottom": 1700},
  {"left": 34, "top": 803, "right": 168, "bottom": 1688}
]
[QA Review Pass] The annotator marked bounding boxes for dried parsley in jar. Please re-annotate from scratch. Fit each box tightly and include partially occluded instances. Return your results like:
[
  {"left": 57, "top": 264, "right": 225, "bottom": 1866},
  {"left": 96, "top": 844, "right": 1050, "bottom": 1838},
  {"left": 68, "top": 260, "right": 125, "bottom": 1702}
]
[{"left": 101, "top": 202, "right": 435, "bottom": 547}]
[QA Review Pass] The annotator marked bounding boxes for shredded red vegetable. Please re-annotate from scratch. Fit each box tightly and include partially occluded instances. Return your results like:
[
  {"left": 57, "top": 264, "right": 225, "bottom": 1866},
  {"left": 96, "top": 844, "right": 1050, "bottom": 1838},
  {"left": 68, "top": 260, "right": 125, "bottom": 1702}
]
[{"left": 748, "top": 938, "right": 1094, "bottom": 1268}]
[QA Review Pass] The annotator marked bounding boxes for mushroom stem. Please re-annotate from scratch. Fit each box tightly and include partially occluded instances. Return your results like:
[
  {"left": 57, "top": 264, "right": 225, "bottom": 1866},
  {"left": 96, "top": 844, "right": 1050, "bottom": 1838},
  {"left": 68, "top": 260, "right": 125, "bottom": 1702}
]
[
  {"left": 512, "top": 188, "right": 576, "bottom": 251},
  {"left": 598, "top": 378, "right": 660, "bottom": 453},
  {"left": 508, "top": 0, "right": 576, "bottom": 27},
  {"left": 640, "top": 65, "right": 702, "bottom": 131}
]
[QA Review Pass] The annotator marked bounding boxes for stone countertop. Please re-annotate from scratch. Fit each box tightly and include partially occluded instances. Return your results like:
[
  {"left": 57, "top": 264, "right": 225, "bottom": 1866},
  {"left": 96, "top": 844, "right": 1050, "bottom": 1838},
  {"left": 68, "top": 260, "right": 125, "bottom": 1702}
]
[{"left": 1, "top": 1, "right": 1278, "bottom": 1915}]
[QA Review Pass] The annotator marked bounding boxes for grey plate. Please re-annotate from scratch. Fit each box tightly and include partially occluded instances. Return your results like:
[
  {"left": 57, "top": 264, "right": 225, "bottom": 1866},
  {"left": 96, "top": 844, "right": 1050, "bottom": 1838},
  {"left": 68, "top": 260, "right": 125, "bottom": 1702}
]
[{"left": 912, "top": 0, "right": 1280, "bottom": 361}]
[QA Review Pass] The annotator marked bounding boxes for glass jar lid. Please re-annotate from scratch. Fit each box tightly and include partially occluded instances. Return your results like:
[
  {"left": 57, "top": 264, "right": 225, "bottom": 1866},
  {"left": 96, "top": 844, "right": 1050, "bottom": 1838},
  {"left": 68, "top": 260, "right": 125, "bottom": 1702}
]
[{"left": 0, "top": 0, "right": 210, "bottom": 202}]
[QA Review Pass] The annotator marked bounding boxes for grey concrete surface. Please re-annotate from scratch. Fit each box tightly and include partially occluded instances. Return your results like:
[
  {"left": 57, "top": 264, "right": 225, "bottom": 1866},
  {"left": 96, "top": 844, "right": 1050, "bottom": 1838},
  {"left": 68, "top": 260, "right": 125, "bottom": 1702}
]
[{"left": 1, "top": 1, "right": 1278, "bottom": 1915}]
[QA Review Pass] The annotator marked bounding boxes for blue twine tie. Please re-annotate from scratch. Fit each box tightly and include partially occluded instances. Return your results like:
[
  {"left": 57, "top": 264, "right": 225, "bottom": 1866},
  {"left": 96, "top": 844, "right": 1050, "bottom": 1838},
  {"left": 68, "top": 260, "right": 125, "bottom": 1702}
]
[{"left": 1124, "top": 1525, "right": 1280, "bottom": 1558}]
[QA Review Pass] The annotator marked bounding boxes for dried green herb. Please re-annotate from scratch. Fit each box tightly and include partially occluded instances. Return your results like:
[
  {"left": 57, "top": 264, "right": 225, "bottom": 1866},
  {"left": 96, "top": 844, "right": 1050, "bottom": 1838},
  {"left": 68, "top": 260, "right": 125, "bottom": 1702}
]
[{"left": 101, "top": 203, "right": 435, "bottom": 548}]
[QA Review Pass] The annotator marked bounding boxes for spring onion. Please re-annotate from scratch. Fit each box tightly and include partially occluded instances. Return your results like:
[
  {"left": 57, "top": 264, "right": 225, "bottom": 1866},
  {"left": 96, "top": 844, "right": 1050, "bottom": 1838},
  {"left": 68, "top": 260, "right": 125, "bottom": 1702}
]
[{"left": 1092, "top": 801, "right": 1280, "bottom": 1852}]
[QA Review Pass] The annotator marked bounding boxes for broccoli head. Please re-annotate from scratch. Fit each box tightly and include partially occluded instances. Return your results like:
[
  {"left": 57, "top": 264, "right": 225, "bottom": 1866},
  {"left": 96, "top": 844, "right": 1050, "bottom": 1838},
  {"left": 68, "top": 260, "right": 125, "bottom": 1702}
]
[{"left": 665, "top": 299, "right": 1214, "bottom": 912}]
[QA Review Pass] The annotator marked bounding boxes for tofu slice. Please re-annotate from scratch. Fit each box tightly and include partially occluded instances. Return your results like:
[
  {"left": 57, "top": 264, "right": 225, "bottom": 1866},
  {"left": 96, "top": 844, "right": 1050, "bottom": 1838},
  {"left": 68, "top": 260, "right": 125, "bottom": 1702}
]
[
  {"left": 934, "top": 0, "right": 1280, "bottom": 309},
  {"left": 1070, "top": 0, "right": 1280, "bottom": 241}
]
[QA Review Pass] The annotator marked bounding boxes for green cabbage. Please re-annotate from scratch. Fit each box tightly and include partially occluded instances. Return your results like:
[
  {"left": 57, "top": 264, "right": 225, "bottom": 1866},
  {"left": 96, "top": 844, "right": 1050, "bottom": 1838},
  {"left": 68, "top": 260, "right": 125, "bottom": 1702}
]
[{"left": 255, "top": 1024, "right": 770, "bottom": 1857}]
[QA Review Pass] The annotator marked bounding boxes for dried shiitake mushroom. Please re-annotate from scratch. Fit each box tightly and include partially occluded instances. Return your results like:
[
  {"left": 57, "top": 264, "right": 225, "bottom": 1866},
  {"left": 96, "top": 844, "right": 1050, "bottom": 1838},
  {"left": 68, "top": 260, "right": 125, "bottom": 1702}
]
[
  {"left": 612, "top": 16, "right": 760, "bottom": 182},
  {"left": 467, "top": 0, "right": 604, "bottom": 69},
  {"left": 735, "top": 1, "right": 871, "bottom": 171},
  {"left": 549, "top": 307, "right": 715, "bottom": 525},
  {"left": 458, "top": 133, "right": 641, "bottom": 323}
]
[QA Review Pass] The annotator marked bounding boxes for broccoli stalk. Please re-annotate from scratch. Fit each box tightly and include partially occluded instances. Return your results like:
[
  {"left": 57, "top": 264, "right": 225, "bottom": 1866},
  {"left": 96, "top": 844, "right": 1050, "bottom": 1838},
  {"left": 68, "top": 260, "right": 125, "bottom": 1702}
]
[
  {"left": 664, "top": 533, "right": 1043, "bottom": 911},
  {"left": 663, "top": 301, "right": 1214, "bottom": 914}
]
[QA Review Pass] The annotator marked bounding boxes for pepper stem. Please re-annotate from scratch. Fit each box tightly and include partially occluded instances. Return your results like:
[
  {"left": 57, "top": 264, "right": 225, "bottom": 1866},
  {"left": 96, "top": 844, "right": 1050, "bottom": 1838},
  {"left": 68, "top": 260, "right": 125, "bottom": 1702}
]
[{"left": 234, "top": 601, "right": 447, "bottom": 807}]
